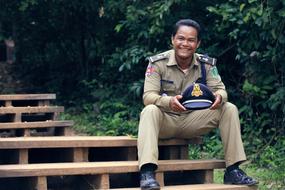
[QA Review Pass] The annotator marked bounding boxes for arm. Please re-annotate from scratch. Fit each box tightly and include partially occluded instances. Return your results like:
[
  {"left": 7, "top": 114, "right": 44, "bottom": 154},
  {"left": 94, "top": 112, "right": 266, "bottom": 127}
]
[{"left": 206, "top": 65, "right": 228, "bottom": 109}]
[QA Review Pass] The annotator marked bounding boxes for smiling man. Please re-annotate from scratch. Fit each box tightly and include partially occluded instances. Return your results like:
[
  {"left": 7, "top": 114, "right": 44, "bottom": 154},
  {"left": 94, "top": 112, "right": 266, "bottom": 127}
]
[{"left": 137, "top": 19, "right": 258, "bottom": 190}]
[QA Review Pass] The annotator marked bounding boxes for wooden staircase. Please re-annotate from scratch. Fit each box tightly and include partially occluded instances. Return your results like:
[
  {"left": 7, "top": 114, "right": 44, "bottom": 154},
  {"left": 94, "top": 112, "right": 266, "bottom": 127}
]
[{"left": 0, "top": 94, "right": 258, "bottom": 190}]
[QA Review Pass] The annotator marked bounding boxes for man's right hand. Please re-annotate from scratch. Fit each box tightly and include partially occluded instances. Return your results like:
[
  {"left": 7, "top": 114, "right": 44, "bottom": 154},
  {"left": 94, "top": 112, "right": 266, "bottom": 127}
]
[{"left": 170, "top": 95, "right": 187, "bottom": 112}]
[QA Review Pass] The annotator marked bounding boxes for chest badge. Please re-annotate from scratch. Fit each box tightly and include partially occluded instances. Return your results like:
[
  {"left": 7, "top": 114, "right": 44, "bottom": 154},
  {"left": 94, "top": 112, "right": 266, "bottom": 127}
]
[{"left": 191, "top": 83, "right": 203, "bottom": 97}]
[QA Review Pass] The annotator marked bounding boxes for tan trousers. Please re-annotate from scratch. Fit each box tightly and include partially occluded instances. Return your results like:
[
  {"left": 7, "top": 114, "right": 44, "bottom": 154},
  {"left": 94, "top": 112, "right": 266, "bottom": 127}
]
[{"left": 137, "top": 102, "right": 246, "bottom": 169}]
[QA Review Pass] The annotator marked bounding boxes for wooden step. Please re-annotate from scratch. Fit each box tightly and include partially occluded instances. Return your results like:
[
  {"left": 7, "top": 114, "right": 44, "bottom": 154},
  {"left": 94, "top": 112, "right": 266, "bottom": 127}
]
[
  {"left": 0, "top": 120, "right": 74, "bottom": 137},
  {"left": 0, "top": 136, "right": 202, "bottom": 164},
  {"left": 0, "top": 94, "right": 56, "bottom": 101},
  {"left": 0, "top": 94, "right": 56, "bottom": 107},
  {"left": 113, "top": 184, "right": 257, "bottom": 190},
  {"left": 0, "top": 160, "right": 226, "bottom": 189},
  {"left": 0, "top": 106, "right": 64, "bottom": 114},
  {"left": 0, "top": 120, "right": 74, "bottom": 129},
  {"left": 0, "top": 160, "right": 224, "bottom": 177},
  {"left": 0, "top": 136, "right": 201, "bottom": 149}
]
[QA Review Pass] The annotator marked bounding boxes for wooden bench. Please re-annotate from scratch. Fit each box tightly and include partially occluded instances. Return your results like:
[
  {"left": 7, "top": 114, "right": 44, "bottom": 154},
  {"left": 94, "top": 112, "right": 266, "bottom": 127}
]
[
  {"left": 0, "top": 136, "right": 202, "bottom": 164},
  {"left": 0, "top": 159, "right": 226, "bottom": 190}
]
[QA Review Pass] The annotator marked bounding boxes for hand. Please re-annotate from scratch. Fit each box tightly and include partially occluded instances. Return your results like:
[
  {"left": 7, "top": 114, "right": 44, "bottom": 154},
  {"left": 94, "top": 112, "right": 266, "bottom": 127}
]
[
  {"left": 170, "top": 95, "right": 187, "bottom": 112},
  {"left": 210, "top": 93, "right": 222, "bottom": 110}
]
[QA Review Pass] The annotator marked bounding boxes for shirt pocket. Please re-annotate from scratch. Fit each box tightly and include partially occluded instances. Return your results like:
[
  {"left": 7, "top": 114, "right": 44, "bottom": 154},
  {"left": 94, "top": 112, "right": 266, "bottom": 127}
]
[{"left": 161, "top": 79, "right": 176, "bottom": 95}]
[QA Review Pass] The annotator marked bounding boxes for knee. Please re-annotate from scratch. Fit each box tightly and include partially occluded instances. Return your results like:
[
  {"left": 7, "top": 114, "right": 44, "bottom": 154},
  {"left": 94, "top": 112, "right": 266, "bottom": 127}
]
[
  {"left": 222, "top": 102, "right": 238, "bottom": 113},
  {"left": 141, "top": 104, "right": 161, "bottom": 115}
]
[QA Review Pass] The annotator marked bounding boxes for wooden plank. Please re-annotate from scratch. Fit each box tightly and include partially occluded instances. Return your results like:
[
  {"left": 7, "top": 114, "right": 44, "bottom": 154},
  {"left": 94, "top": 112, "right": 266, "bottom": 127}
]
[
  {"left": 0, "top": 106, "right": 64, "bottom": 114},
  {"left": 0, "top": 136, "right": 200, "bottom": 149},
  {"left": 0, "top": 94, "right": 56, "bottom": 101},
  {"left": 112, "top": 184, "right": 258, "bottom": 190},
  {"left": 0, "top": 160, "right": 225, "bottom": 178},
  {"left": 0, "top": 121, "right": 74, "bottom": 129}
]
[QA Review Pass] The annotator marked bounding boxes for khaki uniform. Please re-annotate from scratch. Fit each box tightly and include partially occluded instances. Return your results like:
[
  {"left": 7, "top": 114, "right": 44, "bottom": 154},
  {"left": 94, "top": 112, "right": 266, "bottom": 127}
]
[{"left": 138, "top": 49, "right": 246, "bottom": 168}]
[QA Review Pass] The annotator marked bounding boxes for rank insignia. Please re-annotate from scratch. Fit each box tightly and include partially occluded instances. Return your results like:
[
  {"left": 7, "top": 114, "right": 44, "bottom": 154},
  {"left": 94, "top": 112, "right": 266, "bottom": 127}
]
[
  {"left": 191, "top": 83, "right": 203, "bottom": 97},
  {"left": 145, "top": 65, "right": 155, "bottom": 77}
]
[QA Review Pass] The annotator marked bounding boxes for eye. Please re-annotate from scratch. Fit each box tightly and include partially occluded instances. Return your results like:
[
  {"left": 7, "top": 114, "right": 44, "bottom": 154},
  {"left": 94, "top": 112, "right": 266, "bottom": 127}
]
[{"left": 177, "top": 36, "right": 185, "bottom": 41}]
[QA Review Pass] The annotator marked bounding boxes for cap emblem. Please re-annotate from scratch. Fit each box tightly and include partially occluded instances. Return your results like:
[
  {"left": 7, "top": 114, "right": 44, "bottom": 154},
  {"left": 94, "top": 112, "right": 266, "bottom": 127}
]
[{"left": 191, "top": 83, "right": 203, "bottom": 97}]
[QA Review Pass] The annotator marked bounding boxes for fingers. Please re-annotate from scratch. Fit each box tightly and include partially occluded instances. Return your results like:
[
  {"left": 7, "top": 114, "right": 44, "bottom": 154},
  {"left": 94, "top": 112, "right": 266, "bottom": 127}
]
[
  {"left": 170, "top": 95, "right": 186, "bottom": 112},
  {"left": 210, "top": 94, "right": 222, "bottom": 110}
]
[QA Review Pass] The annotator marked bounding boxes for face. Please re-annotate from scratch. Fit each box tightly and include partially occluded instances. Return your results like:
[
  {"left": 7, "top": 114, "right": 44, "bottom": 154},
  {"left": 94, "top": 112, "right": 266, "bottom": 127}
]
[{"left": 171, "top": 25, "right": 200, "bottom": 60}]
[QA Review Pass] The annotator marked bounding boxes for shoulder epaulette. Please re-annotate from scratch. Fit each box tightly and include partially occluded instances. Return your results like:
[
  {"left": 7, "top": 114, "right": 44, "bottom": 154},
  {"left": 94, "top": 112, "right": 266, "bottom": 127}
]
[
  {"left": 197, "top": 54, "right": 217, "bottom": 66},
  {"left": 148, "top": 53, "right": 168, "bottom": 63}
]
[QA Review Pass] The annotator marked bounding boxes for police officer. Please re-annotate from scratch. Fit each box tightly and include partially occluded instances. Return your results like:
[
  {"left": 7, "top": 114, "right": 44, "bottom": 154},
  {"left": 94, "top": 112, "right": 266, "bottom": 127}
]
[{"left": 138, "top": 19, "right": 258, "bottom": 190}]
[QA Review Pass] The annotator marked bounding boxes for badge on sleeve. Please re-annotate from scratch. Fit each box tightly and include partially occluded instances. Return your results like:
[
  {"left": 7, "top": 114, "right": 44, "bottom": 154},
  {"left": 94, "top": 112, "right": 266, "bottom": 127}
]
[
  {"left": 210, "top": 66, "right": 220, "bottom": 78},
  {"left": 145, "top": 64, "right": 155, "bottom": 77}
]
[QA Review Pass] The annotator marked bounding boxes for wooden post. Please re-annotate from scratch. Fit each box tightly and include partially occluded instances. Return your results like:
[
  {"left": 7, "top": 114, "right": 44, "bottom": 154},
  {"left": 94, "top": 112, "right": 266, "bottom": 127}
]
[
  {"left": 125, "top": 147, "right": 137, "bottom": 160},
  {"left": 5, "top": 100, "right": 12, "bottom": 107},
  {"left": 29, "top": 176, "right": 47, "bottom": 190},
  {"left": 18, "top": 149, "right": 29, "bottom": 164},
  {"left": 180, "top": 145, "right": 189, "bottom": 159},
  {"left": 72, "top": 148, "right": 88, "bottom": 162},
  {"left": 155, "top": 172, "right": 164, "bottom": 187},
  {"left": 195, "top": 170, "right": 214, "bottom": 183},
  {"left": 88, "top": 174, "right": 110, "bottom": 189}
]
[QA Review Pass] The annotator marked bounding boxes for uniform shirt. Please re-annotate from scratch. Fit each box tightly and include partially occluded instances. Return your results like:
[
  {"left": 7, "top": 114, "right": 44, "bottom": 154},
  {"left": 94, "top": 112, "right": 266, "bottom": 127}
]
[{"left": 143, "top": 49, "right": 227, "bottom": 113}]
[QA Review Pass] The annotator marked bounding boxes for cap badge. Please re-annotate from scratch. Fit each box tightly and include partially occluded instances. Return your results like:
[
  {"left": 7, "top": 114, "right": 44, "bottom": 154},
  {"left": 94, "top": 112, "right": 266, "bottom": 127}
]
[{"left": 191, "top": 83, "right": 203, "bottom": 97}]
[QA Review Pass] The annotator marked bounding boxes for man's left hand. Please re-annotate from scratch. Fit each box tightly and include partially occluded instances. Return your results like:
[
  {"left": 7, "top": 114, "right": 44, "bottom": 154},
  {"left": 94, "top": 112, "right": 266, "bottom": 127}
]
[{"left": 210, "top": 93, "right": 222, "bottom": 110}]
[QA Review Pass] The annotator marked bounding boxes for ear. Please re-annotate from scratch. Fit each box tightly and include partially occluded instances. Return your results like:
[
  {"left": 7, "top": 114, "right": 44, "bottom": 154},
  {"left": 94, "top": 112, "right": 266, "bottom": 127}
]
[
  {"left": 171, "top": 36, "right": 174, "bottom": 45},
  {"left": 197, "top": 40, "right": 201, "bottom": 48}
]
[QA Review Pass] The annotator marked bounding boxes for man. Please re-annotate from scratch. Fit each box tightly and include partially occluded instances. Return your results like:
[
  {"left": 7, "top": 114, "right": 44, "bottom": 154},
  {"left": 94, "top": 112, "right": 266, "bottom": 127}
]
[{"left": 138, "top": 19, "right": 258, "bottom": 190}]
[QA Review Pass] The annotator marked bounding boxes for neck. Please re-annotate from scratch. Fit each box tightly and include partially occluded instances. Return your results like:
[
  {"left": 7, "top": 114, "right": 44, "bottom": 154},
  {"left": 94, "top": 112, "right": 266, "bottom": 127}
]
[{"left": 175, "top": 55, "right": 193, "bottom": 69}]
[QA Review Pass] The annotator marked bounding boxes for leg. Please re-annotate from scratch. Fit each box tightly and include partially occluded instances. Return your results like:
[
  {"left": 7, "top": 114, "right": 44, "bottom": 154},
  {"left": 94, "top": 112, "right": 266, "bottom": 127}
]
[
  {"left": 138, "top": 105, "right": 179, "bottom": 169},
  {"left": 177, "top": 102, "right": 246, "bottom": 167},
  {"left": 137, "top": 105, "right": 179, "bottom": 190}
]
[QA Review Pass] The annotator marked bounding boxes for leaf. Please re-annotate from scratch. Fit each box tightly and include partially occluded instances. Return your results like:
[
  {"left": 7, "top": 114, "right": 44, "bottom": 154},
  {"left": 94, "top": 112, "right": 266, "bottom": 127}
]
[{"left": 277, "top": 8, "right": 285, "bottom": 17}]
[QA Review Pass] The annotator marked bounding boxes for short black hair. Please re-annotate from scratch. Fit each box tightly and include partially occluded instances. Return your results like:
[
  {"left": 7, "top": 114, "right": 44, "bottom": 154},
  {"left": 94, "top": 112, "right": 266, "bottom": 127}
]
[{"left": 172, "top": 19, "right": 201, "bottom": 40}]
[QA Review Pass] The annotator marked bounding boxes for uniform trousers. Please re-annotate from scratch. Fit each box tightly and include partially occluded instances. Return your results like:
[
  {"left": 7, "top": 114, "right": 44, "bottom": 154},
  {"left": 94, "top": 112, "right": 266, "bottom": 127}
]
[{"left": 137, "top": 102, "right": 246, "bottom": 169}]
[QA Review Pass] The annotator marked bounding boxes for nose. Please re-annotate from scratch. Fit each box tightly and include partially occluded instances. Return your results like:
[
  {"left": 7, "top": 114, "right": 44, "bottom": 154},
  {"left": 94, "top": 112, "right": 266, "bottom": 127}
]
[{"left": 181, "top": 39, "right": 190, "bottom": 47}]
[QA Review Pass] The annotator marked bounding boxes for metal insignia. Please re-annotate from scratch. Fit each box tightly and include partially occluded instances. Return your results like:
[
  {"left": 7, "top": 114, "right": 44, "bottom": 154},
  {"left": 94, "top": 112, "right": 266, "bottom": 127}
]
[{"left": 191, "top": 83, "right": 203, "bottom": 97}]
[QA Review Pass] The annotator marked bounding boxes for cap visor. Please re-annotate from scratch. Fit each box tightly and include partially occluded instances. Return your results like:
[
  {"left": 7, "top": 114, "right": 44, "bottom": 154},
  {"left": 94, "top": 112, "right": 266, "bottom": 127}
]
[{"left": 183, "top": 100, "right": 213, "bottom": 110}]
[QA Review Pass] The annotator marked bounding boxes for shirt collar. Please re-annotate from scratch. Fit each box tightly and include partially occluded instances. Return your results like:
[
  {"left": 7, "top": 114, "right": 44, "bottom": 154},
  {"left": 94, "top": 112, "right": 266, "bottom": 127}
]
[{"left": 167, "top": 49, "right": 200, "bottom": 67}]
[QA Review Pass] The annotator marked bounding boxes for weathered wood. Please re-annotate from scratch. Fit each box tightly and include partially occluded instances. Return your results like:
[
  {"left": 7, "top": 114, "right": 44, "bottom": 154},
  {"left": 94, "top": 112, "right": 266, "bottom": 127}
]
[
  {"left": 32, "top": 176, "right": 47, "bottom": 190},
  {"left": 0, "top": 94, "right": 56, "bottom": 101},
  {"left": 18, "top": 149, "right": 28, "bottom": 164},
  {"left": 180, "top": 146, "right": 189, "bottom": 159},
  {"left": 112, "top": 184, "right": 258, "bottom": 190},
  {"left": 0, "top": 136, "right": 201, "bottom": 149},
  {"left": 0, "top": 121, "right": 74, "bottom": 129},
  {"left": 0, "top": 160, "right": 225, "bottom": 178},
  {"left": 5, "top": 100, "right": 12, "bottom": 107},
  {"left": 72, "top": 148, "right": 89, "bottom": 162},
  {"left": 202, "top": 170, "right": 214, "bottom": 183},
  {"left": 0, "top": 106, "right": 64, "bottom": 114},
  {"left": 92, "top": 174, "right": 110, "bottom": 189},
  {"left": 155, "top": 172, "right": 164, "bottom": 187}
]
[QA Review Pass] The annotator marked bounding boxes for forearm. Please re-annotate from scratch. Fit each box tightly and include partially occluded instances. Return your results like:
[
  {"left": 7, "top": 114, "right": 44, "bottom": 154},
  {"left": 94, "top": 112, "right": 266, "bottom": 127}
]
[{"left": 143, "top": 92, "right": 172, "bottom": 109}]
